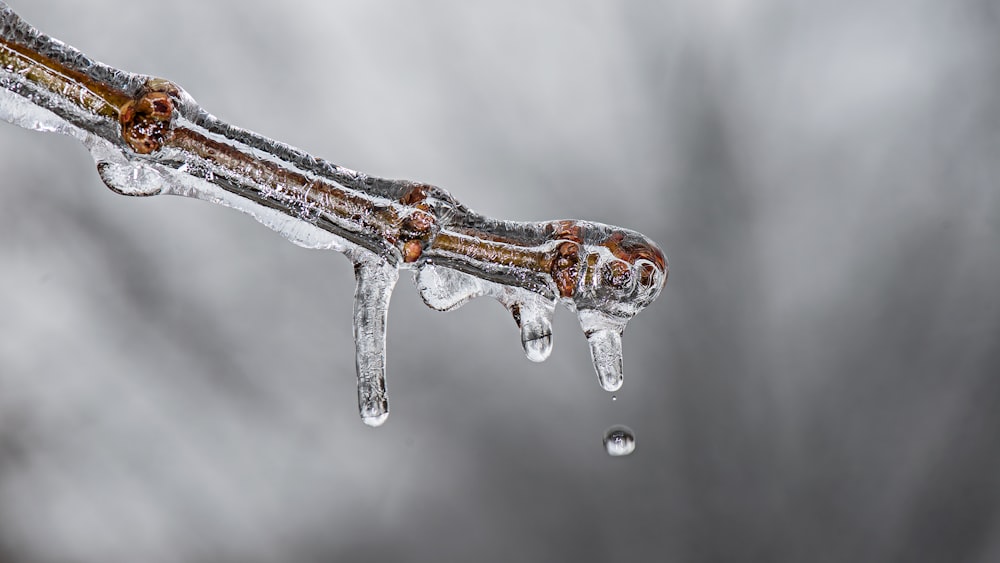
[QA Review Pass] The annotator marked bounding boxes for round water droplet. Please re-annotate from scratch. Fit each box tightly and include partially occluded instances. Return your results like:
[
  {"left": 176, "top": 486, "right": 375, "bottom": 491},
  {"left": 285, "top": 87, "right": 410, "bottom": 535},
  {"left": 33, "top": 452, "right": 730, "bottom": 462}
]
[
  {"left": 611, "top": 395, "right": 617, "bottom": 401},
  {"left": 603, "top": 425, "right": 635, "bottom": 457}
]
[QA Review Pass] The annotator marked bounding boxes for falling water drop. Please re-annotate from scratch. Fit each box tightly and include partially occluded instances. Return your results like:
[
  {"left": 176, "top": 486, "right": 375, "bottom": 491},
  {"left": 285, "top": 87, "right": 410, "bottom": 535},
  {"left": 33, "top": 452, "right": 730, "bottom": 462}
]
[
  {"left": 611, "top": 395, "right": 617, "bottom": 401},
  {"left": 603, "top": 425, "right": 635, "bottom": 457}
]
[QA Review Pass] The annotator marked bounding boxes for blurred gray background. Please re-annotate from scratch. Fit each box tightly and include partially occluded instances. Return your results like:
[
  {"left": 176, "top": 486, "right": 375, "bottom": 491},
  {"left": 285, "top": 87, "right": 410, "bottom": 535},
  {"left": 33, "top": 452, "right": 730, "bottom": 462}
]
[{"left": 1, "top": 0, "right": 998, "bottom": 561}]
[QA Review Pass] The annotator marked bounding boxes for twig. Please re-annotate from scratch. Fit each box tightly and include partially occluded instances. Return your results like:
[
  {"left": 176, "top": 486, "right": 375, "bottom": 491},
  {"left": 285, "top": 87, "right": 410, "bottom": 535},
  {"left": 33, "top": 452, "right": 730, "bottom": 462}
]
[{"left": 0, "top": 2, "right": 667, "bottom": 426}]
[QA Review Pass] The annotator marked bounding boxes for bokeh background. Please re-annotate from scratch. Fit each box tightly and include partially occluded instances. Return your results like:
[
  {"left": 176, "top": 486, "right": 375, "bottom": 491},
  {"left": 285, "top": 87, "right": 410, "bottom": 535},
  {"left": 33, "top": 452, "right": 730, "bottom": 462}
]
[{"left": 1, "top": 0, "right": 998, "bottom": 561}]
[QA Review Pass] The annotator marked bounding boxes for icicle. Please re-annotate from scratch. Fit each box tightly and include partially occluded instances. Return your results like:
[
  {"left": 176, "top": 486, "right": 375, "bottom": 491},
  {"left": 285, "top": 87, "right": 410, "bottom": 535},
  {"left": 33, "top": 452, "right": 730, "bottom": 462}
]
[
  {"left": 417, "top": 265, "right": 556, "bottom": 362},
  {"left": 578, "top": 309, "right": 627, "bottom": 392},
  {"left": 352, "top": 258, "right": 398, "bottom": 427}
]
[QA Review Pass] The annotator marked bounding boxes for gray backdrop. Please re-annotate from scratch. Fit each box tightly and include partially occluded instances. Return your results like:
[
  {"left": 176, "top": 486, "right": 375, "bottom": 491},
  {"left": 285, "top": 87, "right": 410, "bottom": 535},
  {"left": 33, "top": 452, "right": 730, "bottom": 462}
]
[{"left": 1, "top": 1, "right": 998, "bottom": 562}]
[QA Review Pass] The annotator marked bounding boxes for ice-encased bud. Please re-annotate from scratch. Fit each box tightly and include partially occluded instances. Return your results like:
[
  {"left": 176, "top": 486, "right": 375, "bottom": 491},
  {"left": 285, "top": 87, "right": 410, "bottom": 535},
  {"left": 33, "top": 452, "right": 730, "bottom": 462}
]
[{"left": 578, "top": 309, "right": 627, "bottom": 392}]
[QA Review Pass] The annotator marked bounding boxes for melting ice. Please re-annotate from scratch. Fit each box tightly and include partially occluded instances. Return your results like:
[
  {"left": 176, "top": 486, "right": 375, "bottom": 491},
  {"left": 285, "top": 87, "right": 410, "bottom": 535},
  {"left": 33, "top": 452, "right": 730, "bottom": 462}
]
[{"left": 0, "top": 2, "right": 667, "bottom": 429}]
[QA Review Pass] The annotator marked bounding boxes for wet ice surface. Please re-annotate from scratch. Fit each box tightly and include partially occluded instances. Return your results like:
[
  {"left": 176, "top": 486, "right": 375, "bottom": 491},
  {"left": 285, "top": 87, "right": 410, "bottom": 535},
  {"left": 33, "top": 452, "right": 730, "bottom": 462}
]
[
  {"left": 416, "top": 264, "right": 556, "bottom": 362},
  {"left": 0, "top": 0, "right": 667, "bottom": 427}
]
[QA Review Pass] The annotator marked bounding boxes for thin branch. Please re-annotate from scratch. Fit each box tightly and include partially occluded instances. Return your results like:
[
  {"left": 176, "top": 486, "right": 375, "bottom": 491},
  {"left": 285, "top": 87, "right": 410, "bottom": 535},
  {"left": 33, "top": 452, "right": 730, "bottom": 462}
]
[{"left": 0, "top": 2, "right": 666, "bottom": 425}]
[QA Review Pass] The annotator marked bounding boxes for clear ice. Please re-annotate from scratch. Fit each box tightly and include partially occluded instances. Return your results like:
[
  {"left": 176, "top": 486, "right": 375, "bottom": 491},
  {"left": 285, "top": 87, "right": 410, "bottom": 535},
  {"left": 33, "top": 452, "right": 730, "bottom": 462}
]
[{"left": 0, "top": 2, "right": 667, "bottom": 426}]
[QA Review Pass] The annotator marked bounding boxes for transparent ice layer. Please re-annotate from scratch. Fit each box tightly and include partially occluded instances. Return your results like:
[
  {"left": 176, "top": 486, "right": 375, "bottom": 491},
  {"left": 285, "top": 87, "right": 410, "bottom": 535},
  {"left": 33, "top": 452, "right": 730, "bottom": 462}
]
[{"left": 0, "top": 2, "right": 667, "bottom": 425}]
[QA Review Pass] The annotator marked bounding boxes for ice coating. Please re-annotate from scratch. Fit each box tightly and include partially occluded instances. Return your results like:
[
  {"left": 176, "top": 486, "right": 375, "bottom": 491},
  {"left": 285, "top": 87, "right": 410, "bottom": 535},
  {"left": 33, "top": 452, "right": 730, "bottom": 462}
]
[{"left": 0, "top": 3, "right": 667, "bottom": 426}]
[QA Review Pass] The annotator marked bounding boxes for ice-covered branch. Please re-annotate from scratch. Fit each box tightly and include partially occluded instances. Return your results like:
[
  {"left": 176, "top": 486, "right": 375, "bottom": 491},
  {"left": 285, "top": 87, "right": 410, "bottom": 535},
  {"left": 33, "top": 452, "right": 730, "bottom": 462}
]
[{"left": 0, "top": 2, "right": 667, "bottom": 426}]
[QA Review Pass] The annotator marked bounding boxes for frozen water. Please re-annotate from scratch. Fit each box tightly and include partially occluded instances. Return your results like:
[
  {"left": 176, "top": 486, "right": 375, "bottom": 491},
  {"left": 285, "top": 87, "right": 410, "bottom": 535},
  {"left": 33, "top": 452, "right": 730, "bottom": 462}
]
[
  {"left": 518, "top": 309, "right": 553, "bottom": 362},
  {"left": 416, "top": 264, "right": 485, "bottom": 311},
  {"left": 510, "top": 292, "right": 555, "bottom": 363},
  {"left": 417, "top": 263, "right": 557, "bottom": 362},
  {"left": 603, "top": 425, "right": 636, "bottom": 457},
  {"left": 94, "top": 159, "right": 167, "bottom": 197},
  {"left": 0, "top": 2, "right": 668, "bottom": 426},
  {"left": 352, "top": 259, "right": 397, "bottom": 427},
  {"left": 578, "top": 310, "right": 627, "bottom": 392},
  {"left": 0, "top": 84, "right": 76, "bottom": 136}
]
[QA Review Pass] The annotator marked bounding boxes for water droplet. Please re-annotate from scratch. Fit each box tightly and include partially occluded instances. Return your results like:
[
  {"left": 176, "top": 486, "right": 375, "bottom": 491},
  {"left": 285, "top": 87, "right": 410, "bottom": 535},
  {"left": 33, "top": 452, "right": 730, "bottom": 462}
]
[
  {"left": 611, "top": 394, "right": 617, "bottom": 401},
  {"left": 603, "top": 425, "right": 635, "bottom": 457}
]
